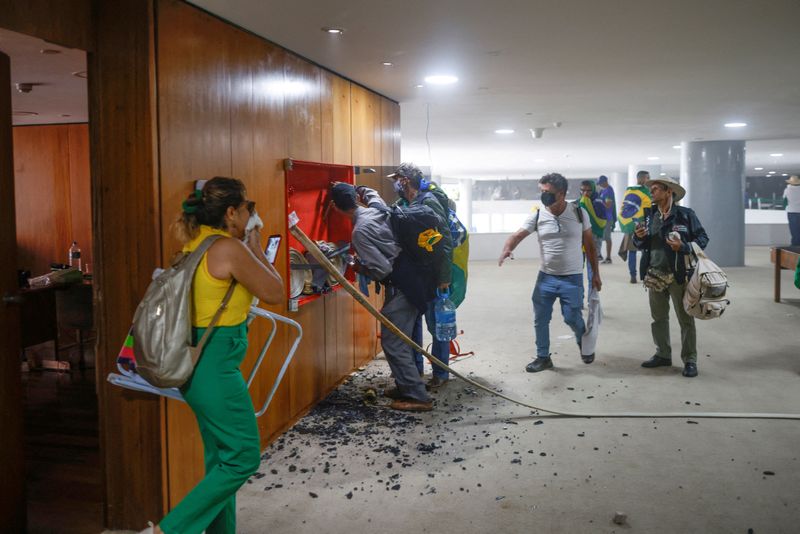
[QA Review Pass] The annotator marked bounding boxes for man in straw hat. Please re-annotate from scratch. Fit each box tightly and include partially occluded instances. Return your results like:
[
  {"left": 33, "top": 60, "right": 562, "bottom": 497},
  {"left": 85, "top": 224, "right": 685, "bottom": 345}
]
[
  {"left": 633, "top": 176, "right": 708, "bottom": 378},
  {"left": 784, "top": 175, "right": 800, "bottom": 246}
]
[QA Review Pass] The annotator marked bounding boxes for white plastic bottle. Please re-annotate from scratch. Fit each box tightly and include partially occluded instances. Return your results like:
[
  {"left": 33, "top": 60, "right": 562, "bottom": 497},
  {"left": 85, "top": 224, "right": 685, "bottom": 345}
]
[{"left": 68, "top": 241, "right": 82, "bottom": 271}]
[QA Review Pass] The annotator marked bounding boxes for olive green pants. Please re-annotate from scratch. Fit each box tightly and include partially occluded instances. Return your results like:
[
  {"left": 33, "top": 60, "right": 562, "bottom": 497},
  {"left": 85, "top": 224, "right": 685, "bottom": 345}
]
[
  {"left": 160, "top": 323, "right": 260, "bottom": 534},
  {"left": 648, "top": 281, "right": 697, "bottom": 363}
]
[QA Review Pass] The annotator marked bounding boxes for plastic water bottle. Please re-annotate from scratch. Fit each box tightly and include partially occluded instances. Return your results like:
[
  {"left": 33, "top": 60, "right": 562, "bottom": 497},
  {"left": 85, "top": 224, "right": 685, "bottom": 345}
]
[
  {"left": 434, "top": 288, "right": 457, "bottom": 342},
  {"left": 68, "top": 241, "right": 82, "bottom": 271}
]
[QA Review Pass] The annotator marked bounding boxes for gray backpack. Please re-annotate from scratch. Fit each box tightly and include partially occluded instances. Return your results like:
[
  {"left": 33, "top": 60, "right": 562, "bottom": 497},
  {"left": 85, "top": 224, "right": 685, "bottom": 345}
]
[{"left": 133, "top": 235, "right": 236, "bottom": 388}]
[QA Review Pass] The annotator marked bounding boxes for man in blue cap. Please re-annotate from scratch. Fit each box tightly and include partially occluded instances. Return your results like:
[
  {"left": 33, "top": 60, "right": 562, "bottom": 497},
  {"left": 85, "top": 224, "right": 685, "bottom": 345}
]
[{"left": 596, "top": 175, "right": 616, "bottom": 263}]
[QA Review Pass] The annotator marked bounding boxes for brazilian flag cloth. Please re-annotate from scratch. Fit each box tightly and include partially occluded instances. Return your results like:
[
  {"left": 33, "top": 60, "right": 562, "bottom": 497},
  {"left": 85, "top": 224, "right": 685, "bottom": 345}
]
[
  {"left": 425, "top": 184, "right": 469, "bottom": 308},
  {"left": 578, "top": 195, "right": 607, "bottom": 239},
  {"left": 618, "top": 185, "right": 652, "bottom": 233}
]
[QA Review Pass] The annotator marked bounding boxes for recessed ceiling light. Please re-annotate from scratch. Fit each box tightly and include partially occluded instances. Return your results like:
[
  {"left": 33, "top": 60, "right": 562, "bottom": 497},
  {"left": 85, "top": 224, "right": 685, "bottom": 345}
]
[
  {"left": 40, "top": 48, "right": 61, "bottom": 55},
  {"left": 494, "top": 129, "right": 514, "bottom": 134},
  {"left": 754, "top": 167, "right": 764, "bottom": 170},
  {"left": 770, "top": 153, "right": 784, "bottom": 157},
  {"left": 534, "top": 158, "right": 545, "bottom": 163},
  {"left": 322, "top": 27, "right": 344, "bottom": 34},
  {"left": 768, "top": 171, "right": 777, "bottom": 174},
  {"left": 782, "top": 173, "right": 789, "bottom": 176},
  {"left": 382, "top": 62, "right": 393, "bottom": 66},
  {"left": 660, "top": 173, "right": 666, "bottom": 176},
  {"left": 672, "top": 145, "right": 681, "bottom": 149},
  {"left": 647, "top": 156, "right": 660, "bottom": 161},
  {"left": 424, "top": 75, "right": 458, "bottom": 85},
  {"left": 414, "top": 84, "right": 424, "bottom": 88},
  {"left": 72, "top": 70, "right": 87, "bottom": 78},
  {"left": 724, "top": 122, "right": 747, "bottom": 128}
]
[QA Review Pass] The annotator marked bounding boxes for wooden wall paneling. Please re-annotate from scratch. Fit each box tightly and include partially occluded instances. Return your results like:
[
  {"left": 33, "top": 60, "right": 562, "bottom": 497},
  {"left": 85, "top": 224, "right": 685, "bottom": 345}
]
[
  {"left": 0, "top": 0, "right": 93, "bottom": 51},
  {"left": 350, "top": 84, "right": 379, "bottom": 166},
  {"left": 228, "top": 34, "right": 293, "bottom": 445},
  {"left": 289, "top": 298, "right": 327, "bottom": 417},
  {"left": 335, "top": 288, "right": 356, "bottom": 375},
  {"left": 90, "top": 0, "right": 163, "bottom": 527},
  {"left": 67, "top": 124, "right": 92, "bottom": 269},
  {"left": 284, "top": 54, "right": 322, "bottom": 162},
  {"left": 157, "top": 0, "right": 239, "bottom": 507},
  {"left": 0, "top": 50, "right": 25, "bottom": 534},
  {"left": 320, "top": 72, "right": 351, "bottom": 166},
  {"left": 12, "top": 124, "right": 92, "bottom": 275},
  {"left": 323, "top": 292, "right": 339, "bottom": 389},
  {"left": 13, "top": 126, "right": 71, "bottom": 276}
]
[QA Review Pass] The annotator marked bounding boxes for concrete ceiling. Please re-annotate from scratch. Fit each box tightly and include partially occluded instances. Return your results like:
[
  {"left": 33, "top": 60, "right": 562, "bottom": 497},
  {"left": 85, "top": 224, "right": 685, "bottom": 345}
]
[
  {"left": 190, "top": 0, "right": 800, "bottom": 180},
  {"left": 0, "top": 28, "right": 87, "bottom": 126}
]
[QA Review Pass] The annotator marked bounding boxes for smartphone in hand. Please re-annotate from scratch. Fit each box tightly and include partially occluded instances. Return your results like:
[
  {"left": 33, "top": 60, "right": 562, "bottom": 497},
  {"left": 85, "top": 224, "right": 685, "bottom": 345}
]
[{"left": 265, "top": 235, "right": 281, "bottom": 264}]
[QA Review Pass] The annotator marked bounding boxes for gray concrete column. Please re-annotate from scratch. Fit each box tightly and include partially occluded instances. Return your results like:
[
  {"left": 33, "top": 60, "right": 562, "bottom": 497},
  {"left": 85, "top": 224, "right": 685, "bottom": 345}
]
[
  {"left": 610, "top": 172, "right": 627, "bottom": 216},
  {"left": 458, "top": 178, "right": 473, "bottom": 232},
  {"left": 627, "top": 164, "right": 661, "bottom": 186},
  {"left": 680, "top": 140, "right": 745, "bottom": 267}
]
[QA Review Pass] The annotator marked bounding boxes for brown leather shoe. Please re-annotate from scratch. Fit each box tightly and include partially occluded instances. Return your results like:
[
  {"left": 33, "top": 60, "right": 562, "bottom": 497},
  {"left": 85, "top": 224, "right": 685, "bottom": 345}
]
[
  {"left": 426, "top": 376, "right": 449, "bottom": 390},
  {"left": 383, "top": 387, "right": 406, "bottom": 400},
  {"left": 390, "top": 399, "right": 433, "bottom": 412}
]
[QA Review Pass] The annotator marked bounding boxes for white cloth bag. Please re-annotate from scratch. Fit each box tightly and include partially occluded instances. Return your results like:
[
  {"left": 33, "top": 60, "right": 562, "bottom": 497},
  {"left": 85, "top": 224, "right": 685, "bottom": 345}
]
[{"left": 581, "top": 288, "right": 602, "bottom": 356}]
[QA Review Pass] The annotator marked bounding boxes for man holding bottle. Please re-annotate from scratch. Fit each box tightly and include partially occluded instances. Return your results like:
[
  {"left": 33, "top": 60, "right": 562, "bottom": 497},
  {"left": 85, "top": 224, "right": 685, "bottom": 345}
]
[{"left": 498, "top": 173, "right": 602, "bottom": 372}]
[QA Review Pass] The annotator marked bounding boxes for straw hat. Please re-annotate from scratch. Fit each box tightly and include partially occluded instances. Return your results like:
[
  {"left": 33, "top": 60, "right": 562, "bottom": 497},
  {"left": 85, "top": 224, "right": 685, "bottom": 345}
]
[
  {"left": 786, "top": 175, "right": 800, "bottom": 186},
  {"left": 645, "top": 176, "right": 686, "bottom": 201}
]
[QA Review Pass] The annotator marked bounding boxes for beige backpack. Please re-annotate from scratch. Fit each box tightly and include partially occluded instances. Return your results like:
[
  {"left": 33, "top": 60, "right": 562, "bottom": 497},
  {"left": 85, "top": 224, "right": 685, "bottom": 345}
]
[{"left": 682, "top": 242, "right": 729, "bottom": 319}]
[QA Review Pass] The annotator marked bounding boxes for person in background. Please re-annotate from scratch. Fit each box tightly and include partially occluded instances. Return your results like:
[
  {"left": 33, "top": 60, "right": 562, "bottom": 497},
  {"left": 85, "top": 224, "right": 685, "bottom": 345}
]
[
  {"left": 579, "top": 180, "right": 606, "bottom": 289},
  {"left": 784, "top": 175, "right": 800, "bottom": 246},
  {"left": 618, "top": 170, "right": 652, "bottom": 283},
  {"left": 330, "top": 182, "right": 435, "bottom": 411},
  {"left": 596, "top": 175, "right": 617, "bottom": 263},
  {"left": 498, "top": 173, "right": 602, "bottom": 372},
  {"left": 388, "top": 163, "right": 455, "bottom": 389},
  {"left": 143, "top": 177, "right": 284, "bottom": 534},
  {"left": 633, "top": 176, "right": 708, "bottom": 378}
]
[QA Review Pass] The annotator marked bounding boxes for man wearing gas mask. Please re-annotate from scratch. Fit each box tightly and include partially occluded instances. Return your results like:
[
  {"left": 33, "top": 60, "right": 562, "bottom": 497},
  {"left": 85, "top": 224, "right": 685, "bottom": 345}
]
[{"left": 498, "top": 173, "right": 602, "bottom": 372}]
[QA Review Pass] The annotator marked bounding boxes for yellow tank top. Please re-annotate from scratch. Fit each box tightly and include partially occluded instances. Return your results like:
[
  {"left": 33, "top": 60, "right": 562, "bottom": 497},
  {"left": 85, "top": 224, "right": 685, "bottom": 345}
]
[{"left": 183, "top": 225, "right": 254, "bottom": 327}]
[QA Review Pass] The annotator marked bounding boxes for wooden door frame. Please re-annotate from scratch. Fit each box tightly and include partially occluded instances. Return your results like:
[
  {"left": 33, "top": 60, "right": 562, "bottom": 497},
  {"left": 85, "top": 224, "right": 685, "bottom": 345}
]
[{"left": 0, "top": 50, "right": 25, "bottom": 534}]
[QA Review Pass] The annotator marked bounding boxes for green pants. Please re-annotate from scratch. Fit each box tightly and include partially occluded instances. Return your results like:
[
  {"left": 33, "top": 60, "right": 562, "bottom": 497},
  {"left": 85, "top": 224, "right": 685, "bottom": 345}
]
[
  {"left": 648, "top": 281, "right": 697, "bottom": 363},
  {"left": 160, "top": 323, "right": 260, "bottom": 534}
]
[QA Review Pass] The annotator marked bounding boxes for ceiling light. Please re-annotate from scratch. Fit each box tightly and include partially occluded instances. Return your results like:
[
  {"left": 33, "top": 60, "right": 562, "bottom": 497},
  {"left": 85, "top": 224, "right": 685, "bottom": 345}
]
[
  {"left": 534, "top": 158, "right": 545, "bottom": 163},
  {"left": 724, "top": 122, "right": 747, "bottom": 128},
  {"left": 495, "top": 129, "right": 514, "bottom": 134},
  {"left": 782, "top": 173, "right": 789, "bottom": 177},
  {"left": 382, "top": 62, "right": 393, "bottom": 66},
  {"left": 552, "top": 122, "right": 562, "bottom": 128},
  {"left": 530, "top": 128, "right": 544, "bottom": 139},
  {"left": 414, "top": 84, "right": 424, "bottom": 88},
  {"left": 754, "top": 167, "right": 764, "bottom": 170},
  {"left": 424, "top": 75, "right": 458, "bottom": 85},
  {"left": 672, "top": 145, "right": 681, "bottom": 149},
  {"left": 322, "top": 27, "right": 344, "bottom": 34},
  {"left": 40, "top": 48, "right": 61, "bottom": 55},
  {"left": 770, "top": 153, "right": 784, "bottom": 157},
  {"left": 660, "top": 173, "right": 666, "bottom": 176},
  {"left": 647, "top": 156, "right": 660, "bottom": 160},
  {"left": 768, "top": 171, "right": 776, "bottom": 174}
]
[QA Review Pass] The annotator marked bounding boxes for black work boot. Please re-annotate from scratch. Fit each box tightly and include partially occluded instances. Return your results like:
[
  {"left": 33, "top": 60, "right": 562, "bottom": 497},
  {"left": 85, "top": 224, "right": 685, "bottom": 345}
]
[
  {"left": 682, "top": 362, "right": 698, "bottom": 377},
  {"left": 641, "top": 355, "right": 672, "bottom": 368},
  {"left": 525, "top": 357, "right": 554, "bottom": 373}
]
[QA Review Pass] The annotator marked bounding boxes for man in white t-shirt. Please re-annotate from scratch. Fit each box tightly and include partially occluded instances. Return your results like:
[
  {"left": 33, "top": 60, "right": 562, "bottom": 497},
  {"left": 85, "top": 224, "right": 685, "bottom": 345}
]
[
  {"left": 498, "top": 173, "right": 602, "bottom": 372},
  {"left": 784, "top": 175, "right": 800, "bottom": 246}
]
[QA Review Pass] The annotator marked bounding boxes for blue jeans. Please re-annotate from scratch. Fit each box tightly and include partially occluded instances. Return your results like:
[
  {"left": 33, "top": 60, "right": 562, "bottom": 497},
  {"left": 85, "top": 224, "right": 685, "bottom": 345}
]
[
  {"left": 532, "top": 272, "right": 585, "bottom": 359},
  {"left": 412, "top": 300, "right": 451, "bottom": 379},
  {"left": 789, "top": 212, "right": 800, "bottom": 246},
  {"left": 628, "top": 250, "right": 638, "bottom": 278}
]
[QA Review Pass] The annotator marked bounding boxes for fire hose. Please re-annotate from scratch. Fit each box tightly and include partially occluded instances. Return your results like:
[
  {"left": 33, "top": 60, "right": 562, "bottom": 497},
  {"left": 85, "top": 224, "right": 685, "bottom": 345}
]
[{"left": 290, "top": 221, "right": 800, "bottom": 421}]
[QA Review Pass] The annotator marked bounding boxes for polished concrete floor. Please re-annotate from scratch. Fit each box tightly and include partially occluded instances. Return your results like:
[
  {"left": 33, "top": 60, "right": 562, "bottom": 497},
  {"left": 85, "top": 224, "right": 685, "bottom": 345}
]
[{"left": 113, "top": 246, "right": 800, "bottom": 534}]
